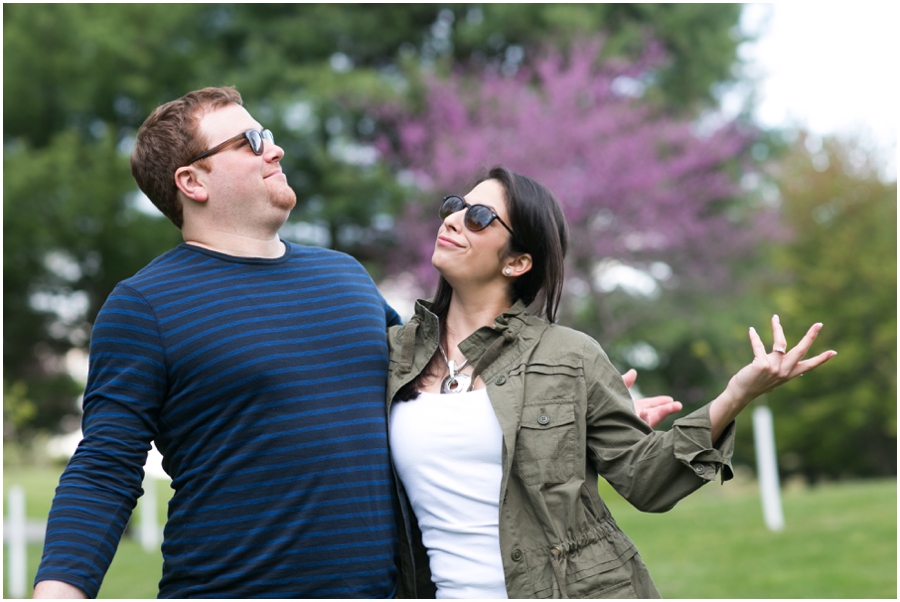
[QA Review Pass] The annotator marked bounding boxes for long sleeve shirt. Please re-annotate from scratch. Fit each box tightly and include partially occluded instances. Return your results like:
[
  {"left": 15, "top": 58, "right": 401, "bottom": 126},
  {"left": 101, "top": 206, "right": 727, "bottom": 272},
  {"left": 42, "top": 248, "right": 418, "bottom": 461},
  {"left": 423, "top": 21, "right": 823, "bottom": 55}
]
[{"left": 36, "top": 242, "right": 401, "bottom": 598}]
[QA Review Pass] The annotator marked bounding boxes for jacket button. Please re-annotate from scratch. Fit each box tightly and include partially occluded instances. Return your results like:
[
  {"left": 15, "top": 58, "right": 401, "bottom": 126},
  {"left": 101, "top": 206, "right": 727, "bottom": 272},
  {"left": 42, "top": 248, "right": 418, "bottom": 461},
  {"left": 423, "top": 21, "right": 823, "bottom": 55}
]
[
  {"left": 511, "top": 549, "right": 523, "bottom": 562},
  {"left": 496, "top": 376, "right": 507, "bottom": 385},
  {"left": 538, "top": 413, "right": 550, "bottom": 425},
  {"left": 694, "top": 465, "right": 705, "bottom": 474}
]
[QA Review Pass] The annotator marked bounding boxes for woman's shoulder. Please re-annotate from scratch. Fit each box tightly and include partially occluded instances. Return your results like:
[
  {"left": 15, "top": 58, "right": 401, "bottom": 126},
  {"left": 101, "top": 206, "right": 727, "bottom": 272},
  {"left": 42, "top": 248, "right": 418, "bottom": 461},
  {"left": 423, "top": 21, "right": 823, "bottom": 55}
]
[{"left": 527, "top": 318, "right": 602, "bottom": 350}]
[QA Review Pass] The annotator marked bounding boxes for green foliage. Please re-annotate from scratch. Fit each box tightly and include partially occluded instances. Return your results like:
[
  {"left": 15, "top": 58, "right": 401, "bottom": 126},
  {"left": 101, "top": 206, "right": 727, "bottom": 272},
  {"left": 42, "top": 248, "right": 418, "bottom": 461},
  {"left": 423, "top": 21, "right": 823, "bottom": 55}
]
[
  {"left": 450, "top": 3, "right": 744, "bottom": 109},
  {"left": 3, "top": 128, "right": 181, "bottom": 438},
  {"left": 763, "top": 135, "right": 897, "bottom": 480},
  {"left": 3, "top": 381, "right": 37, "bottom": 437}
]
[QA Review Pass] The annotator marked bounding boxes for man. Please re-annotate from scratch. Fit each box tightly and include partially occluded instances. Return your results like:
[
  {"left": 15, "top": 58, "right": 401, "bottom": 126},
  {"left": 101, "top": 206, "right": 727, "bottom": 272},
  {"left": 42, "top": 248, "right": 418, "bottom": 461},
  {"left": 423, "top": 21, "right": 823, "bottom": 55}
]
[
  {"left": 34, "top": 86, "right": 681, "bottom": 598},
  {"left": 34, "top": 87, "right": 401, "bottom": 598}
]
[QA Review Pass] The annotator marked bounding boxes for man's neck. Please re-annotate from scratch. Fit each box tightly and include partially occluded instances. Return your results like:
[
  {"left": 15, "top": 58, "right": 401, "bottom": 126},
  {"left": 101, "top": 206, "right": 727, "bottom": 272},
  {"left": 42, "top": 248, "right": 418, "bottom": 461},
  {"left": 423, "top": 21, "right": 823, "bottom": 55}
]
[{"left": 182, "top": 229, "right": 286, "bottom": 259}]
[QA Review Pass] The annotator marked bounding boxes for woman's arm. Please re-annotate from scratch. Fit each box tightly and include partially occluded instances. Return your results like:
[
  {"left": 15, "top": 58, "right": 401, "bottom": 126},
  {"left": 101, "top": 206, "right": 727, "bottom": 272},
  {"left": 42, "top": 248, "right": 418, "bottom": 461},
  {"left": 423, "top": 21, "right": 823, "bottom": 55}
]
[{"left": 709, "top": 315, "right": 836, "bottom": 442}]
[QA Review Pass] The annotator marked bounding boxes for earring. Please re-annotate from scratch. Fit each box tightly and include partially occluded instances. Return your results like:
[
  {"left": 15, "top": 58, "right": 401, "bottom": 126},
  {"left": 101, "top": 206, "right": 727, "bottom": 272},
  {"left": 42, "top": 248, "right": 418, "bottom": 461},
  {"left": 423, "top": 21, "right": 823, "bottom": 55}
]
[{"left": 504, "top": 268, "right": 512, "bottom": 275}]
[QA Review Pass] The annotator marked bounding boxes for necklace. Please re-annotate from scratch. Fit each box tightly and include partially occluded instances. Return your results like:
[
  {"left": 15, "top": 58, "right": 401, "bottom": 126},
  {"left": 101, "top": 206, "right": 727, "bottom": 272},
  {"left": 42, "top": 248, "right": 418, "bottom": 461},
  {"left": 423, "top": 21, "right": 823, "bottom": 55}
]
[{"left": 437, "top": 344, "right": 471, "bottom": 394}]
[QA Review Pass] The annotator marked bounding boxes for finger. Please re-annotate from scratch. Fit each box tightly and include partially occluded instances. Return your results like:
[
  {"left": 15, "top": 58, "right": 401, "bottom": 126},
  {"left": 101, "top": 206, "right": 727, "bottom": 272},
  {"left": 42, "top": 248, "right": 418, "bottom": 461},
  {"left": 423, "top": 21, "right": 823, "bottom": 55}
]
[
  {"left": 638, "top": 395, "right": 676, "bottom": 408},
  {"left": 786, "top": 322, "right": 824, "bottom": 362},
  {"left": 621, "top": 368, "right": 637, "bottom": 389},
  {"left": 771, "top": 314, "right": 788, "bottom": 354},
  {"left": 748, "top": 326, "right": 767, "bottom": 359},
  {"left": 791, "top": 349, "right": 837, "bottom": 377},
  {"left": 647, "top": 401, "right": 683, "bottom": 428}
]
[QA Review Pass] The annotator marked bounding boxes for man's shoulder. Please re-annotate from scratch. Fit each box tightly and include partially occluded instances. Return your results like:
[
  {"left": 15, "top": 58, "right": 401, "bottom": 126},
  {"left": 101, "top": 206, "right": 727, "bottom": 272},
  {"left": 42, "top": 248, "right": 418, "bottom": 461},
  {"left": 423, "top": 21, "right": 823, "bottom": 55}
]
[
  {"left": 284, "top": 243, "right": 374, "bottom": 282},
  {"left": 117, "top": 244, "right": 197, "bottom": 290},
  {"left": 286, "top": 242, "right": 363, "bottom": 266}
]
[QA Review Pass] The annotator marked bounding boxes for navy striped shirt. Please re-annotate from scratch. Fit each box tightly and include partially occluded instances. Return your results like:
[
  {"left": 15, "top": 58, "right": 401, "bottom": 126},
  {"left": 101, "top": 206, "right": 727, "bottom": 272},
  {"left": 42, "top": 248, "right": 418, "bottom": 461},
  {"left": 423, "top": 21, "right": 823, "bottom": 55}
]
[{"left": 36, "top": 242, "right": 401, "bottom": 598}]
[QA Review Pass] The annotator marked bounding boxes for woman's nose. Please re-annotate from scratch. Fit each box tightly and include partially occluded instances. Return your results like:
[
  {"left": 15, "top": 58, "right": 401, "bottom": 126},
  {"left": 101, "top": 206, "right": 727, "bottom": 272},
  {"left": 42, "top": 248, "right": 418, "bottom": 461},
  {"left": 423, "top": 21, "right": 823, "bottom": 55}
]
[{"left": 443, "top": 207, "right": 465, "bottom": 231}]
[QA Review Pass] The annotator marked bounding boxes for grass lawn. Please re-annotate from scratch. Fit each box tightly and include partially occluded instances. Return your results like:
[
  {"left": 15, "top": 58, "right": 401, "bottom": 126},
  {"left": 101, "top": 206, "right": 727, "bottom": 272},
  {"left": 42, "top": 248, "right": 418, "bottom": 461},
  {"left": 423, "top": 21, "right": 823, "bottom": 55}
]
[
  {"left": 4, "top": 464, "right": 896, "bottom": 598},
  {"left": 600, "top": 475, "right": 897, "bottom": 598}
]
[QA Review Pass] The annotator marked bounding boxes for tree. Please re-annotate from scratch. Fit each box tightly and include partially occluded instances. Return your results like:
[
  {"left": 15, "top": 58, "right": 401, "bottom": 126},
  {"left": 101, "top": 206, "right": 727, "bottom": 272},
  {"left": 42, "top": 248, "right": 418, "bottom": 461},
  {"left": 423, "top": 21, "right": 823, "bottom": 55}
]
[
  {"left": 374, "top": 39, "right": 772, "bottom": 350},
  {"left": 762, "top": 134, "right": 897, "bottom": 480},
  {"left": 4, "top": 4, "right": 746, "bottom": 438}
]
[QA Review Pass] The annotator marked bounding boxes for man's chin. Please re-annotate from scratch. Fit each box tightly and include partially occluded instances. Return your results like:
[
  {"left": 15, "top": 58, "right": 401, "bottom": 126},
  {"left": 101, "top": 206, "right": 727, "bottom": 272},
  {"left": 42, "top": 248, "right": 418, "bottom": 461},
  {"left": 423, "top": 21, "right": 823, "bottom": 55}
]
[{"left": 270, "top": 189, "right": 298, "bottom": 212}]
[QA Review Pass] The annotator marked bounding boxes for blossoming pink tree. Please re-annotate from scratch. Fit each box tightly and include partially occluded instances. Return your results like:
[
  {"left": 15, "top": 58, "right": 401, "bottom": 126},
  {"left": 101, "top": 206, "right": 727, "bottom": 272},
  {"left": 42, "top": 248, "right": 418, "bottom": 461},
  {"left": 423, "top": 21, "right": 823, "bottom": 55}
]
[{"left": 376, "top": 40, "right": 775, "bottom": 344}]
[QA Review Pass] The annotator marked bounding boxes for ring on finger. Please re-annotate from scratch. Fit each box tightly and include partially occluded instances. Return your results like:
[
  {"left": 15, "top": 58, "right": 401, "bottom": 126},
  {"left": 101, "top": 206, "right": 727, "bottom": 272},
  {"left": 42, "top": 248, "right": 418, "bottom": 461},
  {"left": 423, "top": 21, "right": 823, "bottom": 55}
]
[{"left": 772, "top": 346, "right": 787, "bottom": 354}]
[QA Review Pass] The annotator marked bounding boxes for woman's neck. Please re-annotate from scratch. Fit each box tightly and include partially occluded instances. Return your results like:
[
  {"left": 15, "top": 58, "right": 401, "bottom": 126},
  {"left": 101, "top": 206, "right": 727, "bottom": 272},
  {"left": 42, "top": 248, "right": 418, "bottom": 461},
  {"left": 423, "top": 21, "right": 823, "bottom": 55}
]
[{"left": 443, "top": 289, "right": 513, "bottom": 355}]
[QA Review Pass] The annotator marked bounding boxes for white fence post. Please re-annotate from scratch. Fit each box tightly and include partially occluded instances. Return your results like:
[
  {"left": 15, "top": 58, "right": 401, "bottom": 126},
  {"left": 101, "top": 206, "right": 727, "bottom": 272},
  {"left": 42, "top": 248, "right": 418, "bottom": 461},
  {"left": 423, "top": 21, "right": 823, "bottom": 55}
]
[
  {"left": 7, "top": 485, "right": 27, "bottom": 598},
  {"left": 140, "top": 474, "right": 158, "bottom": 552},
  {"left": 753, "top": 404, "right": 785, "bottom": 532}
]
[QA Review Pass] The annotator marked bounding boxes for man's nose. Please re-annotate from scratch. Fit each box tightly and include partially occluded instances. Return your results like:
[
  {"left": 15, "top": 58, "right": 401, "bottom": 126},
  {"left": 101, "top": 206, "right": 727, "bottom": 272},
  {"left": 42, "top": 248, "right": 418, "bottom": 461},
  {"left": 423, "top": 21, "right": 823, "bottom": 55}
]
[{"left": 266, "top": 141, "right": 285, "bottom": 161}]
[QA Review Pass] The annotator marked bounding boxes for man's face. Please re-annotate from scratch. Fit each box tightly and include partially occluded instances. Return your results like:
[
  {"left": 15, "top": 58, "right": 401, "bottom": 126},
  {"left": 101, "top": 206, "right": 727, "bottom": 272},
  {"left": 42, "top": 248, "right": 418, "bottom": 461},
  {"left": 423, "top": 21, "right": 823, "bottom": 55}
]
[{"left": 194, "top": 103, "right": 297, "bottom": 221}]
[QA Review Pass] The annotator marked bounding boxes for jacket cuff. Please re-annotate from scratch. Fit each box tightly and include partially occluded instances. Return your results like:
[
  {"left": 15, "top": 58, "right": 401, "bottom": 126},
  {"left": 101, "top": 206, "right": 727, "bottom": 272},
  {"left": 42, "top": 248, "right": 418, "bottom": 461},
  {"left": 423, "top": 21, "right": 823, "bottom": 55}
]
[{"left": 671, "top": 404, "right": 735, "bottom": 483}]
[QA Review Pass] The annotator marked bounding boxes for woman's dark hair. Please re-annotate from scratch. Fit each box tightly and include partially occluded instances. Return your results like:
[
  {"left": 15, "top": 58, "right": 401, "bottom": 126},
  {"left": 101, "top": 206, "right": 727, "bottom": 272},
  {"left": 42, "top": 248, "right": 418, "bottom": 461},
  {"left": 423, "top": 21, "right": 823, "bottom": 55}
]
[{"left": 431, "top": 166, "right": 569, "bottom": 324}]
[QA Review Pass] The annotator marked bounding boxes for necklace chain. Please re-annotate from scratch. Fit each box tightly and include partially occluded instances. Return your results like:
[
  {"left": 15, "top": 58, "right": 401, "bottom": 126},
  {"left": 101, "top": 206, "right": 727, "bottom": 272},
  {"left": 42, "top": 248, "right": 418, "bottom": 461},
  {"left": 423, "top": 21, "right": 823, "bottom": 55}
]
[{"left": 437, "top": 344, "right": 468, "bottom": 373}]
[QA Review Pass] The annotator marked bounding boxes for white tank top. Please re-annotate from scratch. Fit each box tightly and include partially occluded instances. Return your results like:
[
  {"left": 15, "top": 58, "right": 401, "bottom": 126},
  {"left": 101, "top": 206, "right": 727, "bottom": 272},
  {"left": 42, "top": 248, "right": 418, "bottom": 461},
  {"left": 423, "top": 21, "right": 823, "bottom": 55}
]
[{"left": 389, "top": 388, "right": 508, "bottom": 599}]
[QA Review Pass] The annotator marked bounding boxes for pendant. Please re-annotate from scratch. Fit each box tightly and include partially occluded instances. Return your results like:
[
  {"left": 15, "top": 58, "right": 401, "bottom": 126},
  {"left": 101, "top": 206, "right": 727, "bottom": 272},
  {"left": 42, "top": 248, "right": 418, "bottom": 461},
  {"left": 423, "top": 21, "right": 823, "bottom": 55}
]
[{"left": 441, "top": 372, "right": 472, "bottom": 394}]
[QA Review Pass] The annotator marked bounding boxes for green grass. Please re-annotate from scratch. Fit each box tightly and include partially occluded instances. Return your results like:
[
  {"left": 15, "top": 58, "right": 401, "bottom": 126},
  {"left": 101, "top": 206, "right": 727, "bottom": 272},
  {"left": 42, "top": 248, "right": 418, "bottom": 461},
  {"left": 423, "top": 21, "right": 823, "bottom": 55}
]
[
  {"left": 599, "top": 476, "right": 897, "bottom": 598},
  {"left": 4, "top": 465, "right": 896, "bottom": 598}
]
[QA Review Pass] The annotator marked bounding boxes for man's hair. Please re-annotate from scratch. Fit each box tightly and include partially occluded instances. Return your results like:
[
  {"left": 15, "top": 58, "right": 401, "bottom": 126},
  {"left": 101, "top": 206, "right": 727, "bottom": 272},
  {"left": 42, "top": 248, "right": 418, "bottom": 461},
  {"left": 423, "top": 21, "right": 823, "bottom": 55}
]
[{"left": 130, "top": 86, "right": 243, "bottom": 229}]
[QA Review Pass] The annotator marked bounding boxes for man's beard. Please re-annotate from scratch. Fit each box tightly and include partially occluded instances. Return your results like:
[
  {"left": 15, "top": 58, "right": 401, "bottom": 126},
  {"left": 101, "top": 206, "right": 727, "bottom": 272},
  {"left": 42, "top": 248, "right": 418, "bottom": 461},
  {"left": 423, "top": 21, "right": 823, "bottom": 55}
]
[{"left": 268, "top": 182, "right": 297, "bottom": 212}]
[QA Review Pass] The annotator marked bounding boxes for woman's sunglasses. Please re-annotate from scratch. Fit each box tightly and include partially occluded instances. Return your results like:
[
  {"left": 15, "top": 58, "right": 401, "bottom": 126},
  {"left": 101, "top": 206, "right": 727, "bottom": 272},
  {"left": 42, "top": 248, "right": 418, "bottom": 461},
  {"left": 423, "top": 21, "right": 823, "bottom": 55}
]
[
  {"left": 440, "top": 195, "right": 515, "bottom": 237},
  {"left": 184, "top": 129, "right": 274, "bottom": 166}
]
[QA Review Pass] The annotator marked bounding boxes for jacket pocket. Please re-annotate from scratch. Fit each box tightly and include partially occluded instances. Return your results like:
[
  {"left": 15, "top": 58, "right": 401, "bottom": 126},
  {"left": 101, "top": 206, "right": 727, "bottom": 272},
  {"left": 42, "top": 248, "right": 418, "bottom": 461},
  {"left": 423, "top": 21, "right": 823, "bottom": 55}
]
[{"left": 515, "top": 400, "right": 576, "bottom": 486}]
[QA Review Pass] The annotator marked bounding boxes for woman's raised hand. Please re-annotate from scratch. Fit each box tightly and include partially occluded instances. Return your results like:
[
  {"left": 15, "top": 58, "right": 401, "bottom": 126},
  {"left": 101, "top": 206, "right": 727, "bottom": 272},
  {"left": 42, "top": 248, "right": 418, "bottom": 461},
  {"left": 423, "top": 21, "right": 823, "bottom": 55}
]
[{"left": 727, "top": 314, "right": 837, "bottom": 403}]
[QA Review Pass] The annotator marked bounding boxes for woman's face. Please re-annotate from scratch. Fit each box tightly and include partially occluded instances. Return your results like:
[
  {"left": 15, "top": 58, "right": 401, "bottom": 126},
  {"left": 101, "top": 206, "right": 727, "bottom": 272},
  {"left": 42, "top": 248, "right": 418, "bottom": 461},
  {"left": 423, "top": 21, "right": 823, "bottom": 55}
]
[{"left": 432, "top": 178, "right": 514, "bottom": 287}]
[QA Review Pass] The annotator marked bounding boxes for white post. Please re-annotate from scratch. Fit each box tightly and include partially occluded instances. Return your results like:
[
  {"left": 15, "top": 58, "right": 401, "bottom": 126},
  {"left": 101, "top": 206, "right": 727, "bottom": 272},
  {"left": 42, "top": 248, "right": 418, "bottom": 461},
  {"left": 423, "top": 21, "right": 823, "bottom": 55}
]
[
  {"left": 753, "top": 405, "right": 785, "bottom": 532},
  {"left": 139, "top": 474, "right": 158, "bottom": 552},
  {"left": 7, "top": 485, "right": 27, "bottom": 598}
]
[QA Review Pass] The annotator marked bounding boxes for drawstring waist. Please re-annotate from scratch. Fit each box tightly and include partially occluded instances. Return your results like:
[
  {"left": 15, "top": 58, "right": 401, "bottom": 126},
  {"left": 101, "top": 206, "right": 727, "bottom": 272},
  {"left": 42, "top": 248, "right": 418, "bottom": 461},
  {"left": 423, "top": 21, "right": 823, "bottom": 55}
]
[{"left": 547, "top": 522, "right": 619, "bottom": 598}]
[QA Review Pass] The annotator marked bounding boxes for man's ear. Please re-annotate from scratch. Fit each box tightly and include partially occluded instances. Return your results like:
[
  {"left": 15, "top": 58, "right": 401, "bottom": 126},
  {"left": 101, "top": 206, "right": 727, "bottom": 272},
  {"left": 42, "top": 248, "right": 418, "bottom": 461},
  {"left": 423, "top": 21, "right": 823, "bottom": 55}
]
[
  {"left": 174, "top": 166, "right": 209, "bottom": 203},
  {"left": 505, "top": 253, "right": 533, "bottom": 277}
]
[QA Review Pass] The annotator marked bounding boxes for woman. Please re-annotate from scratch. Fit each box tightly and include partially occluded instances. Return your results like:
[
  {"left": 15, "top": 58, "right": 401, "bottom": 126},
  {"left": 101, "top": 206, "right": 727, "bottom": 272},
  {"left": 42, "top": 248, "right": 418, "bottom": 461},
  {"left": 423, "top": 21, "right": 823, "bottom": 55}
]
[{"left": 386, "top": 167, "right": 835, "bottom": 598}]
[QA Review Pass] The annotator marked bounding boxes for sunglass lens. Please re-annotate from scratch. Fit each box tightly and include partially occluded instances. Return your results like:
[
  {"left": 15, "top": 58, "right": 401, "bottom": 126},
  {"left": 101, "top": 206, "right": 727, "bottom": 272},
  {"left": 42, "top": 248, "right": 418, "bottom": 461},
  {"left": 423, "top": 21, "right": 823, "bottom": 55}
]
[
  {"left": 465, "top": 205, "right": 493, "bottom": 231},
  {"left": 440, "top": 196, "right": 466, "bottom": 220},
  {"left": 245, "top": 130, "right": 262, "bottom": 154},
  {"left": 262, "top": 129, "right": 274, "bottom": 143}
]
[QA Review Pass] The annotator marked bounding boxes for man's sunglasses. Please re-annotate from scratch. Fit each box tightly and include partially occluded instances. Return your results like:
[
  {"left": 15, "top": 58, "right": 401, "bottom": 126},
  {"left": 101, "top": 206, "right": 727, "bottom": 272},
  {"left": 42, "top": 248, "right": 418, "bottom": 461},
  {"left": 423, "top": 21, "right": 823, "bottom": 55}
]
[
  {"left": 184, "top": 129, "right": 274, "bottom": 166},
  {"left": 440, "top": 195, "right": 515, "bottom": 237}
]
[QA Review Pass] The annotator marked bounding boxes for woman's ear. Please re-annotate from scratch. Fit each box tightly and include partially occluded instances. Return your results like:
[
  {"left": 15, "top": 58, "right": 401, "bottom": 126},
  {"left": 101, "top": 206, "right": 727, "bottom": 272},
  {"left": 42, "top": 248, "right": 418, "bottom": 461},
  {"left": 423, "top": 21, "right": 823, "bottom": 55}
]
[
  {"left": 174, "top": 165, "right": 209, "bottom": 203},
  {"left": 504, "top": 253, "right": 533, "bottom": 277}
]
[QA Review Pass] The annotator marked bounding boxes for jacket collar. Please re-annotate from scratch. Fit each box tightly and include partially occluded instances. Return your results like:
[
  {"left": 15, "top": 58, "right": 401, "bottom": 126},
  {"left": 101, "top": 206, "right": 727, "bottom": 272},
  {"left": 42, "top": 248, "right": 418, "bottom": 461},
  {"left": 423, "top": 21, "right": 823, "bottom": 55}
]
[{"left": 408, "top": 298, "right": 545, "bottom": 383}]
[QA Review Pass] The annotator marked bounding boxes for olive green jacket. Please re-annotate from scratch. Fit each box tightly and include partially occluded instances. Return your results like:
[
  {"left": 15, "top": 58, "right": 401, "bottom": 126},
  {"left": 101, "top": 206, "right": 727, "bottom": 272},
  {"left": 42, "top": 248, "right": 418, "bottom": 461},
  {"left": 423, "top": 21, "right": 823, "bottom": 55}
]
[{"left": 387, "top": 300, "right": 735, "bottom": 599}]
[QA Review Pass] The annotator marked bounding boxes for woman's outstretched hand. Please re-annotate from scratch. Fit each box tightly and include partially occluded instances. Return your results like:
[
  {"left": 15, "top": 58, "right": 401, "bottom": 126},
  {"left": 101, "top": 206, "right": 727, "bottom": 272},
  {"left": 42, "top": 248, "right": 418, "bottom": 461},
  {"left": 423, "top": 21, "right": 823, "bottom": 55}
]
[
  {"left": 710, "top": 314, "right": 837, "bottom": 442},
  {"left": 727, "top": 314, "right": 837, "bottom": 402},
  {"left": 622, "top": 368, "right": 684, "bottom": 428}
]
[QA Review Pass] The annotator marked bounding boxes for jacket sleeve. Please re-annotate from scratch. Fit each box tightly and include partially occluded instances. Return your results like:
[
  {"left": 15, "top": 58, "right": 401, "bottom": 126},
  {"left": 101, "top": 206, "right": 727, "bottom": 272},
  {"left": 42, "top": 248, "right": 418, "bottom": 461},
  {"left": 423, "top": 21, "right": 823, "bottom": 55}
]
[
  {"left": 34, "top": 284, "right": 165, "bottom": 597},
  {"left": 581, "top": 337, "right": 735, "bottom": 513}
]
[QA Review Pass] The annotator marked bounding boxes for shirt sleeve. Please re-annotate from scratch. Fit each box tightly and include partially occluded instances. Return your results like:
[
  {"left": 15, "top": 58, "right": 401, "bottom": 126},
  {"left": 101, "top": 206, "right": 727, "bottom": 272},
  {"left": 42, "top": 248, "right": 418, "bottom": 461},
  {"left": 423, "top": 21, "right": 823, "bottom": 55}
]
[
  {"left": 34, "top": 284, "right": 166, "bottom": 597},
  {"left": 384, "top": 300, "right": 402, "bottom": 328},
  {"left": 581, "top": 336, "right": 735, "bottom": 514}
]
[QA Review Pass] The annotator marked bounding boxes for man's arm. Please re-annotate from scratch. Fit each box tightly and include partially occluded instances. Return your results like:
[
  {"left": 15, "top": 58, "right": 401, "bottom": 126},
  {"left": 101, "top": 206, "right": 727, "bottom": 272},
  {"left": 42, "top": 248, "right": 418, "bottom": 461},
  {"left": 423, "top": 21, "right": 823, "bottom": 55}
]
[
  {"left": 33, "top": 580, "right": 87, "bottom": 599},
  {"left": 34, "top": 285, "right": 165, "bottom": 597}
]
